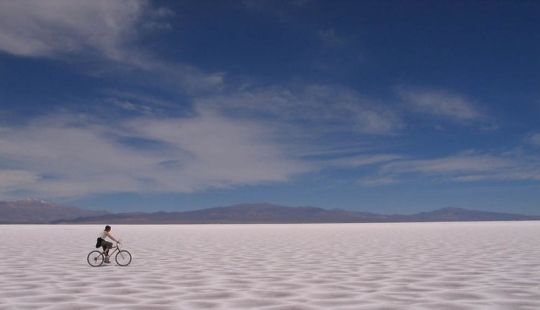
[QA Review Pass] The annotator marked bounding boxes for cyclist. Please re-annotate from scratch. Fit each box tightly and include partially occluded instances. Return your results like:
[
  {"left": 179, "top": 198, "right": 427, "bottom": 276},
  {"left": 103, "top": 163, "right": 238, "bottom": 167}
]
[{"left": 98, "top": 225, "right": 120, "bottom": 263}]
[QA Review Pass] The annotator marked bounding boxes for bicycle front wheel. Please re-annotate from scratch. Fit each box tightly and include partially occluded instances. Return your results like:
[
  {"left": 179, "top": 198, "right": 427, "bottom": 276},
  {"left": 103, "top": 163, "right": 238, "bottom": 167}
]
[
  {"left": 115, "top": 250, "right": 132, "bottom": 266},
  {"left": 87, "top": 251, "right": 104, "bottom": 267}
]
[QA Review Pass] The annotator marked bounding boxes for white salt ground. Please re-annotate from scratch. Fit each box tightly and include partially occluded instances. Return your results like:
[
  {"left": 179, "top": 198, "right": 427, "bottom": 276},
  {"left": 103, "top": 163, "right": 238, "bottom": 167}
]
[{"left": 1, "top": 222, "right": 540, "bottom": 309}]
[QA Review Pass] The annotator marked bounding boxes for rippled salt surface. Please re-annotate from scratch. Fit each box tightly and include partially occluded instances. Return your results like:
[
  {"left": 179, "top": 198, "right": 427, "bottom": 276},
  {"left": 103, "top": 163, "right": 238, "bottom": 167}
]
[{"left": 1, "top": 222, "right": 540, "bottom": 309}]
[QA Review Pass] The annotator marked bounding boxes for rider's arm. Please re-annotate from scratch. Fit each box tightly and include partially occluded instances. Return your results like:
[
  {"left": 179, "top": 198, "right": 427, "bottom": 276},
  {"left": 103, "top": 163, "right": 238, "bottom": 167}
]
[{"left": 105, "top": 231, "right": 119, "bottom": 243}]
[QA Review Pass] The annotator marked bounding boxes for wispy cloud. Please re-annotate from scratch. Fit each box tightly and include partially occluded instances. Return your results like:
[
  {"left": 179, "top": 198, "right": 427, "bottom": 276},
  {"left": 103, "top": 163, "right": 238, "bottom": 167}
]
[
  {"left": 192, "top": 84, "right": 406, "bottom": 181},
  {"left": 0, "top": 170, "right": 40, "bottom": 189},
  {"left": 379, "top": 151, "right": 540, "bottom": 184},
  {"left": 530, "top": 133, "right": 540, "bottom": 147},
  {"left": 397, "top": 87, "right": 488, "bottom": 124},
  {"left": 318, "top": 29, "right": 347, "bottom": 48},
  {"left": 198, "top": 84, "right": 401, "bottom": 136},
  {"left": 384, "top": 153, "right": 509, "bottom": 174},
  {"left": 357, "top": 176, "right": 398, "bottom": 187},
  {"left": 0, "top": 0, "right": 223, "bottom": 94},
  {"left": 330, "top": 154, "right": 402, "bottom": 168},
  {"left": 0, "top": 109, "right": 310, "bottom": 199},
  {"left": 0, "top": 0, "right": 158, "bottom": 59}
]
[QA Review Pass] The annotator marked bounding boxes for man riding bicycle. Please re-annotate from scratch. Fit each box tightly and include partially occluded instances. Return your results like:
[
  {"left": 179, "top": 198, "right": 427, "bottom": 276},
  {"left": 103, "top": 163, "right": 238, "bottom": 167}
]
[{"left": 97, "top": 225, "right": 120, "bottom": 263}]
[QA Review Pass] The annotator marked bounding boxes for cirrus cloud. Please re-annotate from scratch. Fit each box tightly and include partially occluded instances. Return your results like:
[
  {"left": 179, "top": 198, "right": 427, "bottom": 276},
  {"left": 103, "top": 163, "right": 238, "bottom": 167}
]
[
  {"left": 0, "top": 0, "right": 146, "bottom": 59},
  {"left": 0, "top": 109, "right": 311, "bottom": 199},
  {"left": 0, "top": 0, "right": 223, "bottom": 94},
  {"left": 197, "top": 84, "right": 402, "bottom": 136},
  {"left": 378, "top": 151, "right": 540, "bottom": 184},
  {"left": 397, "top": 87, "right": 488, "bottom": 124},
  {"left": 0, "top": 0, "right": 176, "bottom": 62}
]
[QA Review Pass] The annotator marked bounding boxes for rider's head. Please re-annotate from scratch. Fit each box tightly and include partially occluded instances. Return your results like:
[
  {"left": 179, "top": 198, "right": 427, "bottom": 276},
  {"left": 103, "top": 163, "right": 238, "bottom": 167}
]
[{"left": 105, "top": 225, "right": 111, "bottom": 232}]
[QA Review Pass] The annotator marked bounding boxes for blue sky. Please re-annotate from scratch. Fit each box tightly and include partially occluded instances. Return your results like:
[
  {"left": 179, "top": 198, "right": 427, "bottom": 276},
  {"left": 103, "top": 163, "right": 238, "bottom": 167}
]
[{"left": 0, "top": 0, "right": 539, "bottom": 214}]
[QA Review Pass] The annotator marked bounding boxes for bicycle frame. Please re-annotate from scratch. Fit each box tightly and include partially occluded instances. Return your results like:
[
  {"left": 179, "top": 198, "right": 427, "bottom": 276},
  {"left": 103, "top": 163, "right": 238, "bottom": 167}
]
[{"left": 102, "top": 242, "right": 122, "bottom": 256}]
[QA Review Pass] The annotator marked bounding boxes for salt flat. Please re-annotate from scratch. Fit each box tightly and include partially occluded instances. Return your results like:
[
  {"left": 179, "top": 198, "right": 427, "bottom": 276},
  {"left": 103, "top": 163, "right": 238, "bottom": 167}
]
[{"left": 1, "top": 222, "right": 540, "bottom": 310}]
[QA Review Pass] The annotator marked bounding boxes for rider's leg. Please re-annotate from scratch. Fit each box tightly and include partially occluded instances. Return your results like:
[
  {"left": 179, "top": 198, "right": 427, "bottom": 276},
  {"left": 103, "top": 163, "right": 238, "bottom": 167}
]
[
  {"left": 102, "top": 241, "right": 112, "bottom": 257},
  {"left": 105, "top": 241, "right": 114, "bottom": 262}
]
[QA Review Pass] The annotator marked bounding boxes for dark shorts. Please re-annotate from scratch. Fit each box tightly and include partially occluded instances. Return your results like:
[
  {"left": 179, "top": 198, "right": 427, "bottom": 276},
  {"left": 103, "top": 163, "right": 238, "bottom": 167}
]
[{"left": 101, "top": 240, "right": 113, "bottom": 250}]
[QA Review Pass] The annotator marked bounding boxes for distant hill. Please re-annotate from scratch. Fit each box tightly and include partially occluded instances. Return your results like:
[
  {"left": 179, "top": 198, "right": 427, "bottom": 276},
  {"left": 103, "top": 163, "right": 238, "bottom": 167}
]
[
  {"left": 0, "top": 198, "right": 110, "bottom": 224},
  {"left": 53, "top": 203, "right": 391, "bottom": 224},
  {"left": 50, "top": 203, "right": 540, "bottom": 224},
  {"left": 407, "top": 207, "right": 538, "bottom": 222}
]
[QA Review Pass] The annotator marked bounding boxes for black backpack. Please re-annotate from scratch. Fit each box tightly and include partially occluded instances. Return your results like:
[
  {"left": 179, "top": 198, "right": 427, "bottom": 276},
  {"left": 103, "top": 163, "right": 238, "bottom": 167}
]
[{"left": 95, "top": 237, "right": 103, "bottom": 248}]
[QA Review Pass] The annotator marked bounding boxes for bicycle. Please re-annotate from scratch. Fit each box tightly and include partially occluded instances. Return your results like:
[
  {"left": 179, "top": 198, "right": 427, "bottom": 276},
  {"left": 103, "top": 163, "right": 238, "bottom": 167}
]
[{"left": 87, "top": 241, "right": 132, "bottom": 267}]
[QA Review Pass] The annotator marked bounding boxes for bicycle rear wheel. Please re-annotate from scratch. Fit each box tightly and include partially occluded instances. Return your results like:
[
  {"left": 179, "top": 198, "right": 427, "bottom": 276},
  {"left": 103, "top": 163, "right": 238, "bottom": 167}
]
[
  {"left": 87, "top": 251, "right": 104, "bottom": 267},
  {"left": 115, "top": 250, "right": 132, "bottom": 266}
]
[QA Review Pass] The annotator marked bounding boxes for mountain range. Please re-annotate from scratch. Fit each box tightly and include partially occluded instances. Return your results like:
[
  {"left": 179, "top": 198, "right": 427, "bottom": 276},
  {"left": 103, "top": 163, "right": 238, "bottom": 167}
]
[
  {"left": 0, "top": 198, "right": 110, "bottom": 224},
  {"left": 2, "top": 199, "right": 539, "bottom": 224}
]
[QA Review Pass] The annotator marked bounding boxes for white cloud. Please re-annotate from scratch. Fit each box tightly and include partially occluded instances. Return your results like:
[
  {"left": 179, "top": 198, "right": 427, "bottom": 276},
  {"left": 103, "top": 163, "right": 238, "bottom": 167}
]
[
  {"left": 385, "top": 155, "right": 510, "bottom": 174},
  {"left": 530, "top": 133, "right": 540, "bottom": 147},
  {"left": 0, "top": 0, "right": 147, "bottom": 59},
  {"left": 379, "top": 152, "right": 540, "bottom": 183},
  {"left": 0, "top": 0, "right": 223, "bottom": 93},
  {"left": 0, "top": 170, "right": 40, "bottom": 189},
  {"left": 127, "top": 108, "right": 312, "bottom": 187},
  {"left": 330, "top": 154, "right": 402, "bottom": 168},
  {"left": 398, "top": 87, "right": 486, "bottom": 123},
  {"left": 357, "top": 177, "right": 398, "bottom": 187},
  {"left": 0, "top": 110, "right": 311, "bottom": 199},
  {"left": 197, "top": 84, "right": 401, "bottom": 136},
  {"left": 318, "top": 29, "right": 347, "bottom": 48}
]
